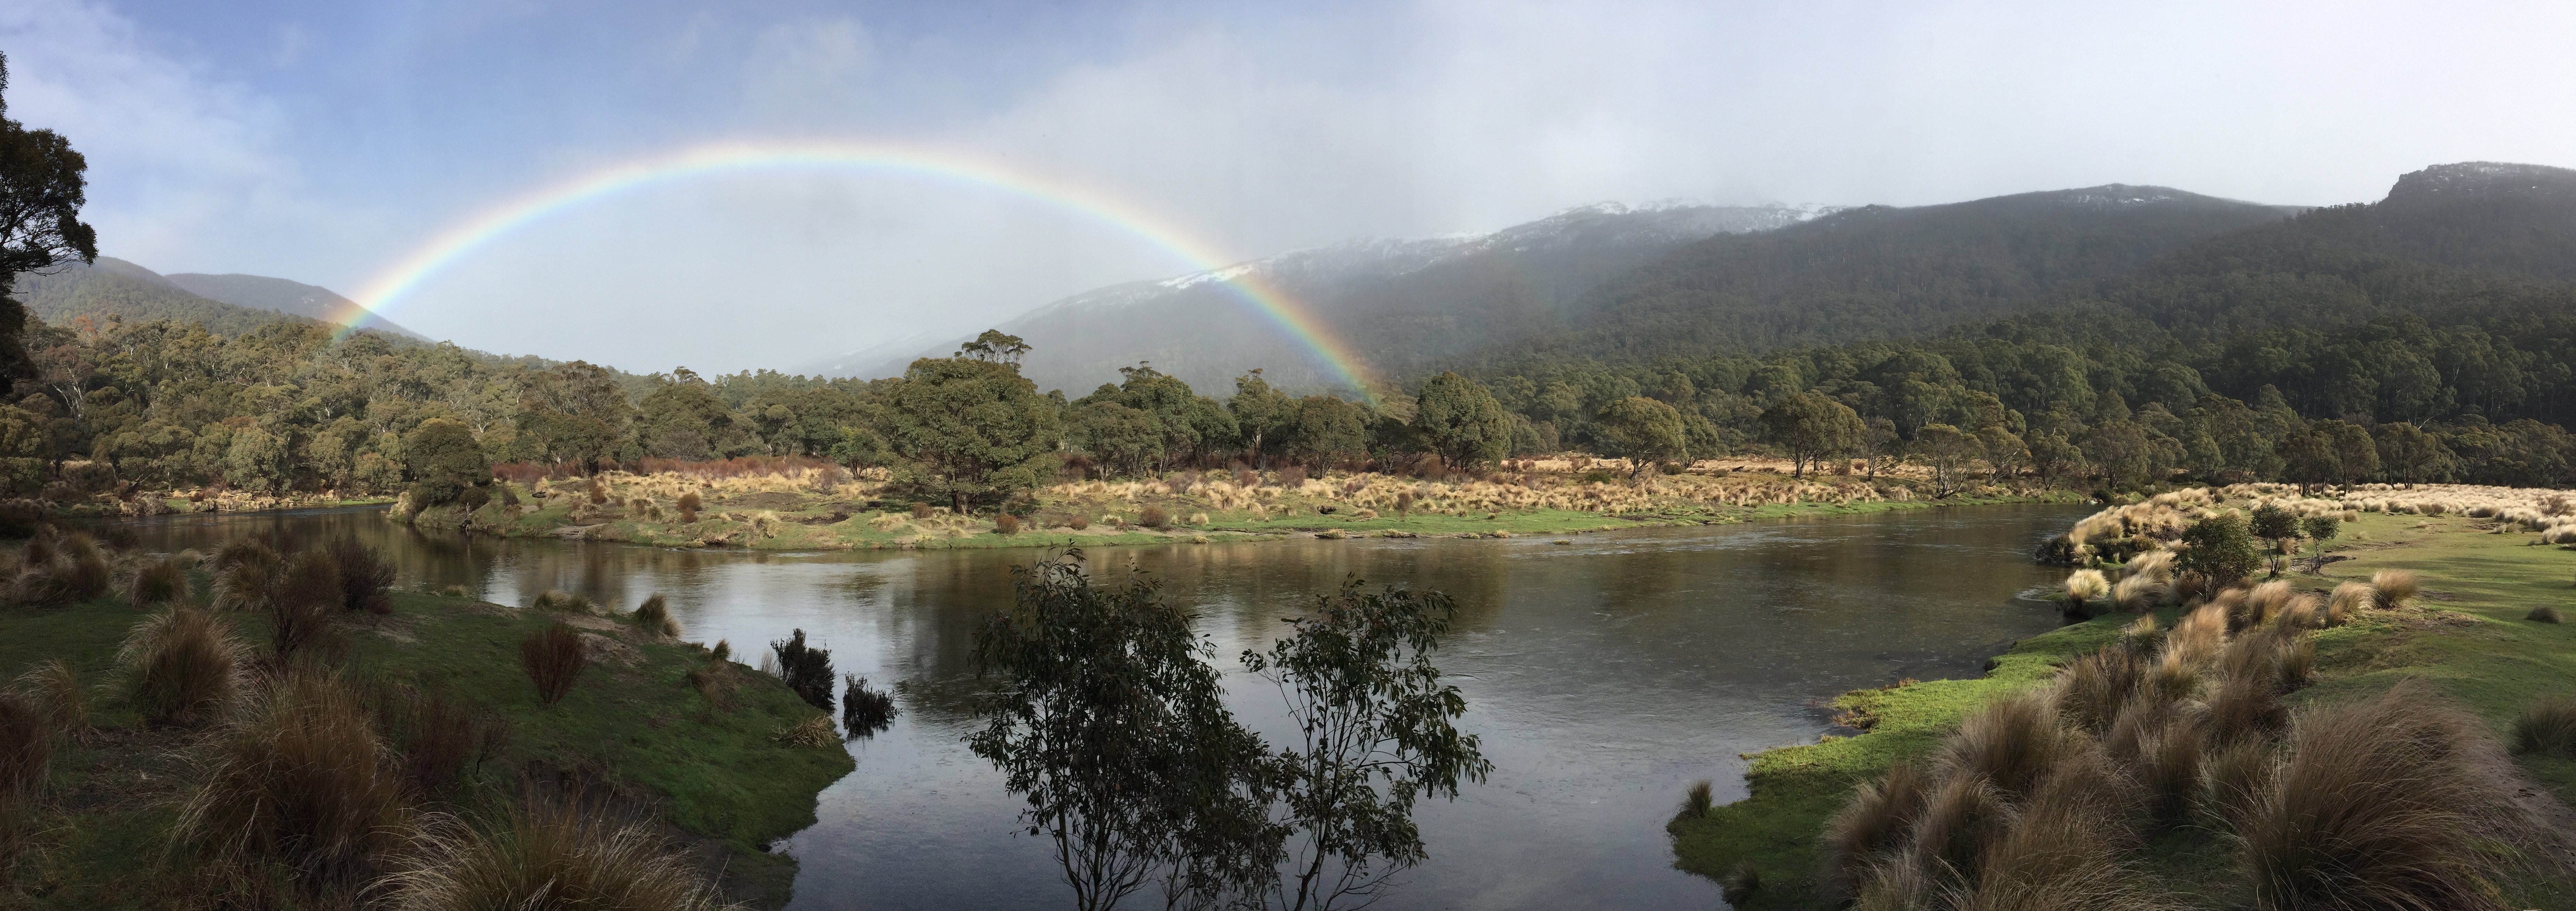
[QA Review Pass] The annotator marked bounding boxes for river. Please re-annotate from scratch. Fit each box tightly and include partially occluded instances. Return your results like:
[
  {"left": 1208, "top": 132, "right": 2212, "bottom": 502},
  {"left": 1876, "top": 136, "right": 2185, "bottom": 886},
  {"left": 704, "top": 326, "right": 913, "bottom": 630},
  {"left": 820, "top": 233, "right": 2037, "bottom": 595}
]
[{"left": 118, "top": 503, "right": 2085, "bottom": 910}]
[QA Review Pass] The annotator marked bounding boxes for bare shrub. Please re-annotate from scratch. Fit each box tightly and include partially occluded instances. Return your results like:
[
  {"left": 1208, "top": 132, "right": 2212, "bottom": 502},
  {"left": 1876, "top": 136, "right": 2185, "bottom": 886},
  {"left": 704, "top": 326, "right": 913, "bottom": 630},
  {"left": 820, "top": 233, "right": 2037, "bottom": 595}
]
[
  {"left": 2237, "top": 685, "right": 2512, "bottom": 911},
  {"left": 120, "top": 607, "right": 247, "bottom": 726},
  {"left": 770, "top": 629, "right": 835, "bottom": 711},
  {"left": 175, "top": 672, "right": 409, "bottom": 897},
  {"left": 518, "top": 623, "right": 587, "bottom": 707},
  {"left": 373, "top": 684, "right": 505, "bottom": 800},
  {"left": 375, "top": 796, "right": 732, "bottom": 911}
]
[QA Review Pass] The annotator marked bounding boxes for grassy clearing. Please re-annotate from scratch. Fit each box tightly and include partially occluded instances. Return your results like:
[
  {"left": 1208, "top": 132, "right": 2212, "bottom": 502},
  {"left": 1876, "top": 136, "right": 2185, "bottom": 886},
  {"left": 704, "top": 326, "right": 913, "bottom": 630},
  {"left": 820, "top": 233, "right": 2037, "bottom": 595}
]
[
  {"left": 0, "top": 570, "right": 851, "bottom": 909},
  {"left": 403, "top": 461, "right": 2079, "bottom": 551},
  {"left": 1671, "top": 507, "right": 2576, "bottom": 909}
]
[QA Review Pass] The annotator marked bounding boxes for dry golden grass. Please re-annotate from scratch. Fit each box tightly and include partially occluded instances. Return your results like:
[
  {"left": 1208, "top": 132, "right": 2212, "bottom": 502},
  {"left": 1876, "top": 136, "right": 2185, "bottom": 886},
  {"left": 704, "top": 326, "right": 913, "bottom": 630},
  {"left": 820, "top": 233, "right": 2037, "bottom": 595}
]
[
  {"left": 175, "top": 671, "right": 410, "bottom": 897},
  {"left": 376, "top": 798, "right": 733, "bottom": 911}
]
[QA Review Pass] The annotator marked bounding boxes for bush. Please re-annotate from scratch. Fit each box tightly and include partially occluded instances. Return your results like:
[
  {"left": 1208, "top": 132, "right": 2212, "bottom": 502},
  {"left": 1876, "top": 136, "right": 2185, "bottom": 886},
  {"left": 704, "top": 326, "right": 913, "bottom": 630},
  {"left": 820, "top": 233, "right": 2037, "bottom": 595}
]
[
  {"left": 120, "top": 607, "right": 247, "bottom": 726},
  {"left": 2238, "top": 685, "right": 2509, "bottom": 911},
  {"left": 841, "top": 675, "right": 897, "bottom": 737},
  {"left": 676, "top": 490, "right": 701, "bottom": 523},
  {"left": 174, "top": 672, "right": 408, "bottom": 897},
  {"left": 629, "top": 593, "right": 679, "bottom": 638},
  {"left": 376, "top": 797, "right": 731, "bottom": 911},
  {"left": 2178, "top": 512, "right": 2260, "bottom": 584},
  {"left": 518, "top": 623, "right": 587, "bottom": 707},
  {"left": 993, "top": 513, "right": 1020, "bottom": 535},
  {"left": 1138, "top": 505, "right": 1170, "bottom": 529},
  {"left": 1068, "top": 514, "right": 1090, "bottom": 531},
  {"left": 771, "top": 629, "right": 835, "bottom": 711},
  {"left": 328, "top": 540, "right": 395, "bottom": 614},
  {"left": 2513, "top": 696, "right": 2576, "bottom": 758},
  {"left": 2529, "top": 604, "right": 2561, "bottom": 623}
]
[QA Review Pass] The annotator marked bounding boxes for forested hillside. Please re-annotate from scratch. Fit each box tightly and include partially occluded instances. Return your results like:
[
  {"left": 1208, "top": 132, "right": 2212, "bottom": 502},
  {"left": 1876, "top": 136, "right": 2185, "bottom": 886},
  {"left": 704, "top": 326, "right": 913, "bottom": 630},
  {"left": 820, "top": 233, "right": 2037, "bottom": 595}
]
[
  {"left": 1459, "top": 185, "right": 2297, "bottom": 365},
  {"left": 10, "top": 258, "right": 304, "bottom": 336},
  {"left": 164, "top": 270, "right": 424, "bottom": 339}
]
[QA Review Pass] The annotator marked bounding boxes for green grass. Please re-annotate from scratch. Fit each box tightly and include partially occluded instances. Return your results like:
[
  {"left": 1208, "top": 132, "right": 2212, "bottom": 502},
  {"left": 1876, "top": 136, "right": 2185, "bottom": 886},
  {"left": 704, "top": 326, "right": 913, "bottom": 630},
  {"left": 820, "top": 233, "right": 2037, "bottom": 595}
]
[
  {"left": 0, "top": 584, "right": 852, "bottom": 909},
  {"left": 1669, "top": 511, "right": 2576, "bottom": 909}
]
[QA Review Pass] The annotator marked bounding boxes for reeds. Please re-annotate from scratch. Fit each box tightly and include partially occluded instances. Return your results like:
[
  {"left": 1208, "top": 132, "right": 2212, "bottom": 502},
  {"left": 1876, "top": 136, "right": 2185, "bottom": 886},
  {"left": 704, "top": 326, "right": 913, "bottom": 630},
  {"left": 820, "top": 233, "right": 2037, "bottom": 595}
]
[
  {"left": 2236, "top": 685, "right": 2510, "bottom": 911},
  {"left": 629, "top": 593, "right": 679, "bottom": 639},
  {"left": 174, "top": 672, "right": 409, "bottom": 896},
  {"left": 1681, "top": 779, "right": 1714, "bottom": 818},
  {"left": 119, "top": 606, "right": 247, "bottom": 726},
  {"left": 2513, "top": 696, "right": 2576, "bottom": 758},
  {"left": 374, "top": 797, "right": 732, "bottom": 911},
  {"left": 518, "top": 623, "right": 587, "bottom": 707}
]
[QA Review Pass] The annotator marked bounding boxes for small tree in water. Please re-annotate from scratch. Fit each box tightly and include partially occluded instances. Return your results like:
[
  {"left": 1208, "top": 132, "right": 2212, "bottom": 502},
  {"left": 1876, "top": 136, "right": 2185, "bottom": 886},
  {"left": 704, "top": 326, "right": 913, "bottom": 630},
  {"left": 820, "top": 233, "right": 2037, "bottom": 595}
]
[
  {"left": 1244, "top": 578, "right": 1491, "bottom": 911},
  {"left": 969, "top": 553, "right": 1275, "bottom": 911}
]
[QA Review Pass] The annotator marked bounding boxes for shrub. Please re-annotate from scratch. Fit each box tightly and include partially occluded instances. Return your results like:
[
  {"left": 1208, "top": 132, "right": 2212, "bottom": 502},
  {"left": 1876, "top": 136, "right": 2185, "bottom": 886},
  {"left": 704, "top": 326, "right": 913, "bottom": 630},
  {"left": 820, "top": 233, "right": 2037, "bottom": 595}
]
[
  {"left": 2238, "top": 685, "right": 2510, "bottom": 911},
  {"left": 1395, "top": 491, "right": 1415, "bottom": 516},
  {"left": 770, "top": 629, "right": 835, "bottom": 711},
  {"left": 128, "top": 555, "right": 190, "bottom": 606},
  {"left": 2370, "top": 569, "right": 2420, "bottom": 610},
  {"left": 175, "top": 672, "right": 407, "bottom": 896},
  {"left": 0, "top": 691, "right": 48, "bottom": 799},
  {"left": 120, "top": 607, "right": 247, "bottom": 726},
  {"left": 1822, "top": 761, "right": 1927, "bottom": 896},
  {"left": 373, "top": 684, "right": 504, "bottom": 800},
  {"left": 841, "top": 674, "right": 897, "bottom": 737},
  {"left": 629, "top": 593, "right": 679, "bottom": 638},
  {"left": 2528, "top": 604, "right": 2561, "bottom": 623},
  {"left": 518, "top": 623, "right": 587, "bottom": 706},
  {"left": 376, "top": 798, "right": 731, "bottom": 911},
  {"left": 676, "top": 491, "right": 700, "bottom": 523},
  {"left": 909, "top": 502, "right": 932, "bottom": 519},
  {"left": 1067, "top": 514, "right": 1090, "bottom": 531},
  {"left": 2513, "top": 696, "right": 2576, "bottom": 757},
  {"left": 709, "top": 639, "right": 731, "bottom": 663},
  {"left": 328, "top": 539, "right": 396, "bottom": 615},
  {"left": 2178, "top": 512, "right": 2261, "bottom": 583},
  {"left": 1138, "top": 505, "right": 1171, "bottom": 529},
  {"left": 993, "top": 513, "right": 1020, "bottom": 535}
]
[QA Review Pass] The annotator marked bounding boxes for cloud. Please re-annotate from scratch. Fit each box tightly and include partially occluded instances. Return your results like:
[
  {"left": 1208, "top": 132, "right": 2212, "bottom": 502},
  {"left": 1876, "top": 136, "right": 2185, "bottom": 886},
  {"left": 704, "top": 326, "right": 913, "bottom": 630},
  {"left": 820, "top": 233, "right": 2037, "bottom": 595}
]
[
  {"left": 0, "top": 0, "right": 351, "bottom": 277},
  {"left": 739, "top": 18, "right": 877, "bottom": 123}
]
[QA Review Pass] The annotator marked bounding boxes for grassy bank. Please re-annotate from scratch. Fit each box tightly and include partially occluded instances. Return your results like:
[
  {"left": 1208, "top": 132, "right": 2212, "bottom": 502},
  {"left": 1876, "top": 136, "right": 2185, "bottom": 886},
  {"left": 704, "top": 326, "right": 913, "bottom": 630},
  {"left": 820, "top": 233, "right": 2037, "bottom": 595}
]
[
  {"left": 1670, "top": 503, "right": 2576, "bottom": 909},
  {"left": 0, "top": 567, "right": 852, "bottom": 908},
  {"left": 402, "top": 459, "right": 2082, "bottom": 550}
]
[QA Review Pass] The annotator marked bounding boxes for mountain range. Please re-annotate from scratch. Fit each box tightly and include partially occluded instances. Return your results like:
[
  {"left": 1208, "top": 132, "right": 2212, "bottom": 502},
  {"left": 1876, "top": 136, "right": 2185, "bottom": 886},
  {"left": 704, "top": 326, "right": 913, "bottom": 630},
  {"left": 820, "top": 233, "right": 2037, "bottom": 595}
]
[{"left": 9, "top": 257, "right": 422, "bottom": 340}]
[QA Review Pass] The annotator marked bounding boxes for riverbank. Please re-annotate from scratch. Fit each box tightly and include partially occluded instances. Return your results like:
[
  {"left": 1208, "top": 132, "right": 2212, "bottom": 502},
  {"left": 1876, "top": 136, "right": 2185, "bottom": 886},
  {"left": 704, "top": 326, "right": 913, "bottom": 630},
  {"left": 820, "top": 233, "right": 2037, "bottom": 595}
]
[
  {"left": 0, "top": 562, "right": 852, "bottom": 908},
  {"left": 1670, "top": 502, "right": 2576, "bottom": 909},
  {"left": 397, "top": 461, "right": 2084, "bottom": 550}
]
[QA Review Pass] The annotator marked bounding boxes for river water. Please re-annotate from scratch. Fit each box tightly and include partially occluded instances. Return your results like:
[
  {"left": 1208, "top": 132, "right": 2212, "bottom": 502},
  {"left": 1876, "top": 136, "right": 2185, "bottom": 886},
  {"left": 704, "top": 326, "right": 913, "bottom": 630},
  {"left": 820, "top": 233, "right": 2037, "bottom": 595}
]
[{"left": 120, "top": 504, "right": 2084, "bottom": 910}]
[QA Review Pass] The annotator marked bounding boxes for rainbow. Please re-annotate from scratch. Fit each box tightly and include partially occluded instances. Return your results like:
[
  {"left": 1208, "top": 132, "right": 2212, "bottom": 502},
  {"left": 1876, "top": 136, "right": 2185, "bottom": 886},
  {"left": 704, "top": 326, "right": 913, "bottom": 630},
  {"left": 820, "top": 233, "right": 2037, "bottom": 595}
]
[{"left": 337, "top": 139, "right": 1375, "bottom": 395}]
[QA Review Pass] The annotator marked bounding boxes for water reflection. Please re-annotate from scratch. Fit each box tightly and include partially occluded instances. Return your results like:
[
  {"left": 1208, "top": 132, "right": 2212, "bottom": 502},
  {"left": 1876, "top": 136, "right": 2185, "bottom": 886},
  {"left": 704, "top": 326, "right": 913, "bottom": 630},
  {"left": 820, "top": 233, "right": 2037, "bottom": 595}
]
[{"left": 115, "top": 504, "right": 2087, "bottom": 910}]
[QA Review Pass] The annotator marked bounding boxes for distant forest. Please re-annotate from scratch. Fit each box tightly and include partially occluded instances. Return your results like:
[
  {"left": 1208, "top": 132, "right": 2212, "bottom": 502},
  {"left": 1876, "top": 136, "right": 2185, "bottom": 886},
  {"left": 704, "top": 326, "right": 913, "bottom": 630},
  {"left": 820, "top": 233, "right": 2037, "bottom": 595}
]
[{"left": 6, "top": 163, "right": 2576, "bottom": 508}]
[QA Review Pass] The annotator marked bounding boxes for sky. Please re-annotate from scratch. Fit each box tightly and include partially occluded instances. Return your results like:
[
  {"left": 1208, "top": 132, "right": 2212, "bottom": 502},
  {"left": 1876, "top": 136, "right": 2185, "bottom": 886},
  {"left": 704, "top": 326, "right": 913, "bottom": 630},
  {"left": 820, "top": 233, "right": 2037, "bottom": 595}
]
[{"left": 4, "top": 0, "right": 2574, "bottom": 375}]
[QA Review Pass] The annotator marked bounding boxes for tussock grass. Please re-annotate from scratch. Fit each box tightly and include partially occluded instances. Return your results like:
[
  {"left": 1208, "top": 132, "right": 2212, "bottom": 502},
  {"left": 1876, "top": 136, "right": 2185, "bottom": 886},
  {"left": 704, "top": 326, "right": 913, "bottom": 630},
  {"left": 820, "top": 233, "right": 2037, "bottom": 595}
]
[
  {"left": 532, "top": 589, "right": 598, "bottom": 614},
  {"left": 126, "top": 554, "right": 190, "bottom": 606},
  {"left": 2370, "top": 569, "right": 2421, "bottom": 610},
  {"left": 2236, "top": 685, "right": 2513, "bottom": 911},
  {"left": 2054, "top": 648, "right": 2143, "bottom": 735},
  {"left": 519, "top": 622, "right": 587, "bottom": 707},
  {"left": 375, "top": 797, "right": 733, "bottom": 911},
  {"left": 771, "top": 715, "right": 836, "bottom": 748},
  {"left": 2199, "top": 741, "right": 2276, "bottom": 832},
  {"left": 269, "top": 549, "right": 348, "bottom": 665},
  {"left": 329, "top": 539, "right": 396, "bottom": 614},
  {"left": 2528, "top": 604, "right": 2562, "bottom": 624},
  {"left": 630, "top": 593, "right": 679, "bottom": 639},
  {"left": 2512, "top": 696, "right": 2576, "bottom": 758},
  {"left": 118, "top": 606, "right": 247, "bottom": 726},
  {"left": 1938, "top": 692, "right": 2072, "bottom": 800},
  {"left": 15, "top": 658, "right": 86, "bottom": 742},
  {"left": 2325, "top": 582, "right": 2371, "bottom": 627},
  {"left": 1823, "top": 761, "right": 1929, "bottom": 898},
  {"left": 2112, "top": 575, "right": 2167, "bottom": 613},
  {"left": 2064, "top": 570, "right": 2109, "bottom": 616},
  {"left": 1682, "top": 779, "right": 1715, "bottom": 818},
  {"left": 174, "top": 671, "right": 409, "bottom": 898},
  {"left": 0, "top": 690, "right": 48, "bottom": 799}
]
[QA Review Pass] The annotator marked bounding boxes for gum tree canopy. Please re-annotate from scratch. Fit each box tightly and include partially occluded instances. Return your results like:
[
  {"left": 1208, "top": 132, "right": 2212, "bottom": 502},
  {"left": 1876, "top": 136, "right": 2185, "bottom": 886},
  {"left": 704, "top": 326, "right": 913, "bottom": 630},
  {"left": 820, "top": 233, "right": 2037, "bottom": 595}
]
[
  {"left": 882, "top": 331, "right": 1061, "bottom": 513},
  {"left": 0, "top": 53, "right": 100, "bottom": 380}
]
